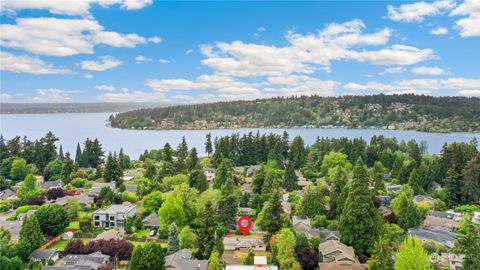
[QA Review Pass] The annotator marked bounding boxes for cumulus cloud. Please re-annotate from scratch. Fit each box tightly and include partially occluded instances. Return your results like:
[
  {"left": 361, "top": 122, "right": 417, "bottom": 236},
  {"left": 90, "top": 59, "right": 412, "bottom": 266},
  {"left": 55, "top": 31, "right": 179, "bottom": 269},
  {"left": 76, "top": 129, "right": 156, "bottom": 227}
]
[
  {"left": 95, "top": 84, "right": 116, "bottom": 91},
  {"left": 1, "top": 93, "right": 14, "bottom": 102},
  {"left": 0, "top": 18, "right": 158, "bottom": 56},
  {"left": 412, "top": 66, "right": 449, "bottom": 75},
  {"left": 386, "top": 0, "right": 455, "bottom": 22},
  {"left": 450, "top": 0, "right": 480, "bottom": 37},
  {"left": 457, "top": 90, "right": 480, "bottom": 96},
  {"left": 380, "top": 67, "right": 406, "bottom": 75},
  {"left": 158, "top": 59, "right": 170, "bottom": 64},
  {"left": 343, "top": 77, "right": 480, "bottom": 95},
  {"left": 31, "top": 89, "right": 78, "bottom": 102},
  {"left": 80, "top": 56, "right": 122, "bottom": 71},
  {"left": 0, "top": 51, "right": 71, "bottom": 74},
  {"left": 96, "top": 91, "right": 166, "bottom": 102},
  {"left": 135, "top": 55, "right": 152, "bottom": 64},
  {"left": 0, "top": 0, "right": 153, "bottom": 16},
  {"left": 430, "top": 27, "right": 449, "bottom": 35}
]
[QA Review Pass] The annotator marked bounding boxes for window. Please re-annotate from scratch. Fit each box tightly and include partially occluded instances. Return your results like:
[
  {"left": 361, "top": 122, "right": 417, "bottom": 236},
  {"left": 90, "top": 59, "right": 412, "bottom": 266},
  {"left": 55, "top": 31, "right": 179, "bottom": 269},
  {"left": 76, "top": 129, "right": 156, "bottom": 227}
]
[
  {"left": 94, "top": 222, "right": 99, "bottom": 226},
  {"left": 110, "top": 222, "right": 115, "bottom": 226},
  {"left": 94, "top": 216, "right": 99, "bottom": 220},
  {"left": 110, "top": 216, "right": 115, "bottom": 221}
]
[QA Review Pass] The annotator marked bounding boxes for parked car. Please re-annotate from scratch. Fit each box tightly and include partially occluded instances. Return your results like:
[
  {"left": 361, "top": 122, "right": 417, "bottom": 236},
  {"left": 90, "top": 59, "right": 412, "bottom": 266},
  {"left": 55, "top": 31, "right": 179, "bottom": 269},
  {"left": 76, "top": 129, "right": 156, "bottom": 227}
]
[{"left": 149, "top": 229, "right": 157, "bottom": 237}]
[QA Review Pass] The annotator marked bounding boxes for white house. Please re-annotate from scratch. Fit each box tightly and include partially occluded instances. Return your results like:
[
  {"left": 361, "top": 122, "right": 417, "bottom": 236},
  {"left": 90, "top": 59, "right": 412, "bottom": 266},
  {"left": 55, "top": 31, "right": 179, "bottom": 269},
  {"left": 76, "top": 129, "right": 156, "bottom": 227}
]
[{"left": 92, "top": 204, "right": 136, "bottom": 228}]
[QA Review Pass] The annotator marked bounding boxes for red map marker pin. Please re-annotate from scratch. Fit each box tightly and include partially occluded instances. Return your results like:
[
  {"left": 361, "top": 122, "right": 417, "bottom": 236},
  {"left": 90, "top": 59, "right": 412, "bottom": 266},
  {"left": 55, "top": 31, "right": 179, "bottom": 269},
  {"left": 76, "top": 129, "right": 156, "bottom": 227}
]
[{"left": 237, "top": 216, "right": 252, "bottom": 236}]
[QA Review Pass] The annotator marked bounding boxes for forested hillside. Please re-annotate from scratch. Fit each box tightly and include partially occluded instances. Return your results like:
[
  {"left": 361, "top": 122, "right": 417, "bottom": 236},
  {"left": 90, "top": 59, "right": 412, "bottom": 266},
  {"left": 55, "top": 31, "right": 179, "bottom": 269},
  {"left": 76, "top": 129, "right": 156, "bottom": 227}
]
[{"left": 109, "top": 94, "right": 480, "bottom": 132}]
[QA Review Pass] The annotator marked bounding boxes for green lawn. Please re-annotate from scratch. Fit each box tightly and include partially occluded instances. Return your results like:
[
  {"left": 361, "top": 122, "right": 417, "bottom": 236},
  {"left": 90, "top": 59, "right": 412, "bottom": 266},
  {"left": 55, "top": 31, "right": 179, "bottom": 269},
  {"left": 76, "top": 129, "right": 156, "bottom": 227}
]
[
  {"left": 78, "top": 211, "right": 92, "bottom": 219},
  {"left": 133, "top": 229, "right": 149, "bottom": 238},
  {"left": 49, "top": 238, "right": 91, "bottom": 250},
  {"left": 68, "top": 221, "right": 80, "bottom": 229}
]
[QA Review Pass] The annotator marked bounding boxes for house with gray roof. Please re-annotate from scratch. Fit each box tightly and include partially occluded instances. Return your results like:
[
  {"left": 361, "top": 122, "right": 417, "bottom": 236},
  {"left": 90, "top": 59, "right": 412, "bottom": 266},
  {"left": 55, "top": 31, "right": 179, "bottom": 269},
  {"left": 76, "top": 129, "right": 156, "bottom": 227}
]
[
  {"left": 408, "top": 227, "right": 457, "bottom": 248},
  {"left": 0, "top": 189, "right": 17, "bottom": 200},
  {"left": 319, "top": 230, "right": 340, "bottom": 243},
  {"left": 165, "top": 249, "right": 208, "bottom": 270},
  {"left": 292, "top": 216, "right": 321, "bottom": 239},
  {"left": 38, "top": 180, "right": 63, "bottom": 190},
  {"left": 142, "top": 213, "right": 160, "bottom": 229},
  {"left": 30, "top": 249, "right": 60, "bottom": 266},
  {"left": 125, "top": 184, "right": 138, "bottom": 194},
  {"left": 319, "top": 240, "right": 357, "bottom": 265},
  {"left": 0, "top": 220, "right": 21, "bottom": 241},
  {"left": 89, "top": 182, "right": 116, "bottom": 196},
  {"left": 62, "top": 251, "right": 110, "bottom": 270},
  {"left": 413, "top": 195, "right": 435, "bottom": 206}
]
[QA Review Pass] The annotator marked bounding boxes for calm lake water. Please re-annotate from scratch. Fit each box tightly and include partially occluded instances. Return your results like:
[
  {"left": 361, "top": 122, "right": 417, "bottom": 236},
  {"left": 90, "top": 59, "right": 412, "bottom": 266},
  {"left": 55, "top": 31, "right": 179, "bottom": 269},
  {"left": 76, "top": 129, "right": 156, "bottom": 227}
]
[{"left": 1, "top": 113, "right": 479, "bottom": 159}]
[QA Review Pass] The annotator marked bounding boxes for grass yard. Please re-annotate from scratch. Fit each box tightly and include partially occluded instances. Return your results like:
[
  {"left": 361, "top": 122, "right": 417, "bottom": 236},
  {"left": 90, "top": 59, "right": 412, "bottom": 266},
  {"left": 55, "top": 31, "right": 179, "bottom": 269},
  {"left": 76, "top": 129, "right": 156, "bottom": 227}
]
[
  {"left": 48, "top": 238, "right": 92, "bottom": 250},
  {"left": 132, "top": 229, "right": 149, "bottom": 238},
  {"left": 67, "top": 221, "right": 80, "bottom": 229},
  {"left": 128, "top": 241, "right": 167, "bottom": 248},
  {"left": 78, "top": 211, "right": 92, "bottom": 219}
]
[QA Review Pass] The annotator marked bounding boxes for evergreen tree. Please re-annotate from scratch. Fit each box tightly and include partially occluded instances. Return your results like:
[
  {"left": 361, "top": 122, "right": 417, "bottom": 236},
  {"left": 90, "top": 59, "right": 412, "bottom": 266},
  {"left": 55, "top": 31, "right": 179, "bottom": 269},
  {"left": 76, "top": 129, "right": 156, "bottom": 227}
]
[
  {"left": 282, "top": 161, "right": 297, "bottom": 191},
  {"left": 205, "top": 133, "right": 213, "bottom": 156},
  {"left": 188, "top": 169, "right": 208, "bottom": 192},
  {"left": 162, "top": 143, "right": 173, "bottom": 163},
  {"left": 58, "top": 145, "right": 64, "bottom": 160},
  {"left": 462, "top": 157, "right": 480, "bottom": 204},
  {"left": 217, "top": 178, "right": 238, "bottom": 225},
  {"left": 372, "top": 161, "right": 386, "bottom": 194},
  {"left": 457, "top": 217, "right": 480, "bottom": 269},
  {"left": 167, "top": 222, "right": 180, "bottom": 254},
  {"left": 187, "top": 147, "right": 199, "bottom": 171},
  {"left": 144, "top": 161, "right": 156, "bottom": 180},
  {"left": 391, "top": 191, "right": 423, "bottom": 230},
  {"left": 339, "top": 159, "right": 381, "bottom": 254},
  {"left": 258, "top": 187, "right": 284, "bottom": 237},
  {"left": 61, "top": 152, "right": 75, "bottom": 184},
  {"left": 407, "top": 169, "right": 422, "bottom": 195},
  {"left": 329, "top": 166, "right": 348, "bottom": 218},
  {"left": 444, "top": 164, "right": 464, "bottom": 206},
  {"left": 130, "top": 242, "right": 165, "bottom": 270},
  {"left": 197, "top": 201, "right": 217, "bottom": 259},
  {"left": 395, "top": 237, "right": 432, "bottom": 270},
  {"left": 368, "top": 236, "right": 394, "bottom": 270},
  {"left": 179, "top": 226, "right": 196, "bottom": 249},
  {"left": 19, "top": 215, "right": 44, "bottom": 251},
  {"left": 297, "top": 184, "right": 328, "bottom": 218},
  {"left": 213, "top": 158, "right": 234, "bottom": 189},
  {"left": 75, "top": 143, "right": 83, "bottom": 166},
  {"left": 289, "top": 136, "right": 306, "bottom": 169},
  {"left": 104, "top": 153, "right": 122, "bottom": 183}
]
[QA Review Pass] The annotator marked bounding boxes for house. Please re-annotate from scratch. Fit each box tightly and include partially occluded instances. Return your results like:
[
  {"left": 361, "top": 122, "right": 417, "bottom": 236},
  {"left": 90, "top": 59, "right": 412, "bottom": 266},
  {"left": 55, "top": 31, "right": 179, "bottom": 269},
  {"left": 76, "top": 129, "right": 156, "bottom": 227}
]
[
  {"left": 0, "top": 220, "right": 20, "bottom": 241},
  {"left": 292, "top": 216, "right": 320, "bottom": 239},
  {"left": 318, "top": 240, "right": 357, "bottom": 265},
  {"left": 472, "top": 212, "right": 480, "bottom": 224},
  {"left": 165, "top": 249, "right": 208, "bottom": 270},
  {"left": 226, "top": 256, "right": 278, "bottom": 270},
  {"left": 94, "top": 228, "right": 125, "bottom": 241},
  {"left": 142, "top": 213, "right": 160, "bottom": 229},
  {"left": 223, "top": 237, "right": 267, "bottom": 251},
  {"left": 423, "top": 211, "right": 460, "bottom": 230},
  {"left": 386, "top": 184, "right": 402, "bottom": 193},
  {"left": 89, "top": 182, "right": 116, "bottom": 196},
  {"left": 62, "top": 251, "right": 110, "bottom": 270},
  {"left": 319, "top": 230, "right": 340, "bottom": 243},
  {"left": 443, "top": 253, "right": 464, "bottom": 270},
  {"left": 0, "top": 189, "right": 17, "bottom": 200},
  {"left": 413, "top": 195, "right": 435, "bottom": 206},
  {"left": 54, "top": 193, "right": 94, "bottom": 207},
  {"left": 38, "top": 180, "right": 63, "bottom": 190},
  {"left": 92, "top": 204, "right": 136, "bottom": 228},
  {"left": 203, "top": 167, "right": 216, "bottom": 183},
  {"left": 125, "top": 184, "right": 138, "bottom": 194},
  {"left": 374, "top": 195, "right": 391, "bottom": 207},
  {"left": 408, "top": 227, "right": 457, "bottom": 248},
  {"left": 30, "top": 249, "right": 60, "bottom": 266}
]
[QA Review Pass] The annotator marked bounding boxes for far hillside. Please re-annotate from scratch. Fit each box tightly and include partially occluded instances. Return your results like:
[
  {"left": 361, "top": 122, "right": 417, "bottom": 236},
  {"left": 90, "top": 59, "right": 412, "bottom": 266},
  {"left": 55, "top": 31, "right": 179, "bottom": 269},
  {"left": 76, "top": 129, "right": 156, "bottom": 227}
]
[{"left": 109, "top": 94, "right": 480, "bottom": 133}]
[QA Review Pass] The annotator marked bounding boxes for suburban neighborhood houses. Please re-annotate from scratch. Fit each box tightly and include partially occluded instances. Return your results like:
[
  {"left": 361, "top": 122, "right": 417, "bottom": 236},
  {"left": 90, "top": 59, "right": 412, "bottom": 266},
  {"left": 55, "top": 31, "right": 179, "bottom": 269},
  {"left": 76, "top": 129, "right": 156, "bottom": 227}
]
[{"left": 1, "top": 131, "right": 479, "bottom": 270}]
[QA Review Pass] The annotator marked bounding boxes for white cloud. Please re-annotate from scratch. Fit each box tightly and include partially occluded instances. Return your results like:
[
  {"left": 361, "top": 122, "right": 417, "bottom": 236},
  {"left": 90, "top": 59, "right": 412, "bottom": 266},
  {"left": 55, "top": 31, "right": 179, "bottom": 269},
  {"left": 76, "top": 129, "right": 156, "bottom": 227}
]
[
  {"left": 95, "top": 84, "right": 116, "bottom": 91},
  {"left": 386, "top": 0, "right": 455, "bottom": 22},
  {"left": 97, "top": 91, "right": 166, "bottom": 102},
  {"left": 264, "top": 75, "right": 339, "bottom": 97},
  {"left": 412, "top": 66, "right": 449, "bottom": 75},
  {"left": 80, "top": 56, "right": 122, "bottom": 71},
  {"left": 0, "top": 0, "right": 153, "bottom": 16},
  {"left": 450, "top": 0, "right": 480, "bottom": 37},
  {"left": 158, "top": 59, "right": 170, "bottom": 64},
  {"left": 148, "top": 36, "right": 162, "bottom": 43},
  {"left": 83, "top": 74, "right": 93, "bottom": 79},
  {"left": 343, "top": 77, "right": 480, "bottom": 94},
  {"left": 380, "top": 67, "right": 406, "bottom": 75},
  {"left": 457, "top": 90, "right": 480, "bottom": 96},
  {"left": 31, "top": 89, "right": 78, "bottom": 102},
  {"left": 135, "top": 55, "right": 152, "bottom": 64},
  {"left": 430, "top": 27, "right": 449, "bottom": 35},
  {"left": 254, "top": 27, "right": 266, "bottom": 37},
  {"left": 200, "top": 20, "right": 432, "bottom": 78},
  {"left": 0, "top": 51, "right": 71, "bottom": 74},
  {"left": 185, "top": 49, "right": 193, "bottom": 55},
  {"left": 0, "top": 18, "right": 157, "bottom": 56},
  {"left": 1, "top": 93, "right": 14, "bottom": 102}
]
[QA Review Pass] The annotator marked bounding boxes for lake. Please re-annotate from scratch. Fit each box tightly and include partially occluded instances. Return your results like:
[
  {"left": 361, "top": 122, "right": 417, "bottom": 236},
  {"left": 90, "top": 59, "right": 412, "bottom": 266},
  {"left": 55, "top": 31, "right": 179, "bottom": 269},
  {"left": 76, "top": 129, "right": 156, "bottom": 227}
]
[{"left": 1, "top": 113, "right": 478, "bottom": 159}]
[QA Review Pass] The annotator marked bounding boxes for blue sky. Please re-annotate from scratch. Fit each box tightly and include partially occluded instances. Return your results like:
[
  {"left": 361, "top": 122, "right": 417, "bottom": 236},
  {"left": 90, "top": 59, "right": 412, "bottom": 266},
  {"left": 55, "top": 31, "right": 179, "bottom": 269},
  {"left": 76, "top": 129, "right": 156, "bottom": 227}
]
[{"left": 1, "top": 0, "right": 479, "bottom": 103}]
